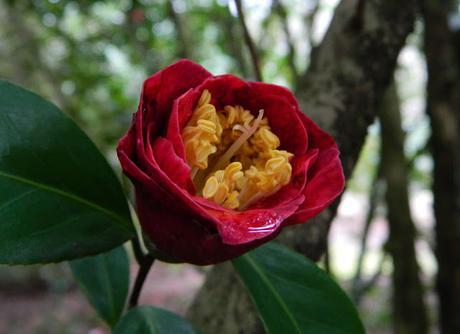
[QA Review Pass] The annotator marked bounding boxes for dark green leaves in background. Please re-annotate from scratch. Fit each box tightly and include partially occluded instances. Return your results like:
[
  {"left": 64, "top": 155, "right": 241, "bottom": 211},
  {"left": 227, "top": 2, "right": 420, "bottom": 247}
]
[
  {"left": 113, "top": 306, "right": 200, "bottom": 334},
  {"left": 233, "top": 242, "right": 366, "bottom": 334},
  {"left": 70, "top": 246, "right": 130, "bottom": 327},
  {"left": 0, "top": 81, "right": 134, "bottom": 264}
]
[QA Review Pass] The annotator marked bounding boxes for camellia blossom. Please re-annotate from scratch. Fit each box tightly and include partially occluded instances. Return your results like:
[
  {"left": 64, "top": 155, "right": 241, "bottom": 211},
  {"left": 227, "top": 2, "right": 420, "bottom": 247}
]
[{"left": 117, "top": 60, "right": 344, "bottom": 265}]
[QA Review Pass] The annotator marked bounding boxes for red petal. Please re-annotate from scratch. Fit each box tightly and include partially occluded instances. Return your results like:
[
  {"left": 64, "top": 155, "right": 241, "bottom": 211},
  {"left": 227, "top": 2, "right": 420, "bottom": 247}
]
[
  {"left": 136, "top": 193, "right": 280, "bottom": 265},
  {"left": 193, "top": 195, "right": 304, "bottom": 245},
  {"left": 286, "top": 147, "right": 344, "bottom": 225},
  {"left": 140, "top": 59, "right": 211, "bottom": 136},
  {"left": 195, "top": 74, "right": 249, "bottom": 109},
  {"left": 151, "top": 138, "right": 195, "bottom": 193},
  {"left": 242, "top": 93, "right": 308, "bottom": 155},
  {"left": 166, "top": 87, "right": 202, "bottom": 160},
  {"left": 247, "top": 81, "right": 302, "bottom": 115},
  {"left": 121, "top": 107, "right": 220, "bottom": 232}
]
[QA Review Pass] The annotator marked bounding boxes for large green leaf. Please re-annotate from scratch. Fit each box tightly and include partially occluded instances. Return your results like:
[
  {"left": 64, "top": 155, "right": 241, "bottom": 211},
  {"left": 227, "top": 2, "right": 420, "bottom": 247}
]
[
  {"left": 70, "top": 245, "right": 129, "bottom": 327},
  {"left": 233, "top": 242, "right": 365, "bottom": 334},
  {"left": 0, "top": 80, "right": 134, "bottom": 264},
  {"left": 113, "top": 305, "right": 199, "bottom": 334}
]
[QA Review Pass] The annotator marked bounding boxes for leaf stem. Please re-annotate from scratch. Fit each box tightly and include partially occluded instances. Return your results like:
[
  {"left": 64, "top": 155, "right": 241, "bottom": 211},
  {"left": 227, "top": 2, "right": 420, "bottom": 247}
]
[{"left": 129, "top": 238, "right": 155, "bottom": 309}]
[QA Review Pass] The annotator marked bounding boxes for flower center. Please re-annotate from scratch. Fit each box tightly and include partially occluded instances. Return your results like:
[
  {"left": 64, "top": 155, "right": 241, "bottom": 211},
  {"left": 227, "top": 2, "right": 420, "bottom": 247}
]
[{"left": 181, "top": 89, "right": 293, "bottom": 210}]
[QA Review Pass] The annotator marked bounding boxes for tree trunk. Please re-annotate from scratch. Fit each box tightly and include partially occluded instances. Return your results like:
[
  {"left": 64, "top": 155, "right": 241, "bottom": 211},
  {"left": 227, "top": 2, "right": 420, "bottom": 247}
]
[
  {"left": 187, "top": 1, "right": 417, "bottom": 332},
  {"left": 379, "top": 83, "right": 428, "bottom": 334},
  {"left": 422, "top": 1, "right": 460, "bottom": 333}
]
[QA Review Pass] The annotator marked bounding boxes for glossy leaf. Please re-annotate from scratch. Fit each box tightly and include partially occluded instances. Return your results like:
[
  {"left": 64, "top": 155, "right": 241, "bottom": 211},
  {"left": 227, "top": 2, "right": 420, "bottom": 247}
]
[
  {"left": 233, "top": 242, "right": 365, "bottom": 334},
  {"left": 113, "top": 305, "right": 199, "bottom": 334},
  {"left": 0, "top": 80, "right": 134, "bottom": 264},
  {"left": 70, "top": 245, "right": 130, "bottom": 327}
]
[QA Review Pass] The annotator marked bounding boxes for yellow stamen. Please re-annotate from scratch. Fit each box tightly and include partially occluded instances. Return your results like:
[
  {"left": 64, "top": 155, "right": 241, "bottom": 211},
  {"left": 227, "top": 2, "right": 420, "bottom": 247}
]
[
  {"left": 203, "top": 176, "right": 219, "bottom": 199},
  {"left": 181, "top": 90, "right": 293, "bottom": 210},
  {"left": 211, "top": 109, "right": 264, "bottom": 173}
]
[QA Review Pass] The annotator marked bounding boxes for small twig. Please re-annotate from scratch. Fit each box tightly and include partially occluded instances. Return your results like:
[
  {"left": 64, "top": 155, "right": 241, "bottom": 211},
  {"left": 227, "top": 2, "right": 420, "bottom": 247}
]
[
  {"left": 273, "top": 0, "right": 299, "bottom": 82},
  {"left": 129, "top": 238, "right": 155, "bottom": 309},
  {"left": 352, "top": 251, "right": 387, "bottom": 305},
  {"left": 406, "top": 142, "right": 428, "bottom": 169},
  {"left": 360, "top": 252, "right": 387, "bottom": 293},
  {"left": 351, "top": 161, "right": 384, "bottom": 303},
  {"left": 234, "top": 0, "right": 263, "bottom": 81}
]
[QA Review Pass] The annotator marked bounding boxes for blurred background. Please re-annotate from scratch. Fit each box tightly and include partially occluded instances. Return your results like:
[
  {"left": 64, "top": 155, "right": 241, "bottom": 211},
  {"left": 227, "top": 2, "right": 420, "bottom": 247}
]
[{"left": 0, "top": 0, "right": 458, "bottom": 333}]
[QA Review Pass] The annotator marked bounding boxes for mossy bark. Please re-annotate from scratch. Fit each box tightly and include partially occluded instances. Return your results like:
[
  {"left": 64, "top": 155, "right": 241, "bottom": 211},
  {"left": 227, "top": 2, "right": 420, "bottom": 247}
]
[{"left": 187, "top": 1, "right": 417, "bottom": 332}]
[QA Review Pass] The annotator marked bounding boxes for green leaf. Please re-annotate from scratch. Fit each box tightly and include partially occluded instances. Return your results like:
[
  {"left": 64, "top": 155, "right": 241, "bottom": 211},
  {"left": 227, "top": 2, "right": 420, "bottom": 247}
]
[
  {"left": 0, "top": 80, "right": 134, "bottom": 264},
  {"left": 233, "top": 242, "right": 365, "bottom": 334},
  {"left": 70, "top": 245, "right": 130, "bottom": 327},
  {"left": 113, "top": 305, "right": 200, "bottom": 334}
]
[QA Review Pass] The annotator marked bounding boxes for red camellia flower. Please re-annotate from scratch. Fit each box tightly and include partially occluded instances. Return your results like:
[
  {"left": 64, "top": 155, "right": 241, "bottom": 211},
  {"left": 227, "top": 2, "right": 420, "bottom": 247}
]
[{"left": 117, "top": 60, "right": 344, "bottom": 265}]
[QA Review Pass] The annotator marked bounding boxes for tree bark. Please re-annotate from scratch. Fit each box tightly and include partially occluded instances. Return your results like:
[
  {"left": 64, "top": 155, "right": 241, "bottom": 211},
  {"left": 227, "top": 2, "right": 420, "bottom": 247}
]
[
  {"left": 187, "top": 1, "right": 417, "bottom": 332},
  {"left": 422, "top": 1, "right": 460, "bottom": 333},
  {"left": 379, "top": 83, "right": 428, "bottom": 334}
]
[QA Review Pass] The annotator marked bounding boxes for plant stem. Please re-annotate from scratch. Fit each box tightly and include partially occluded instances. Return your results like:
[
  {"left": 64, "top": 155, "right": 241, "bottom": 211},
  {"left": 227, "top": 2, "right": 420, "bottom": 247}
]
[{"left": 129, "top": 238, "right": 155, "bottom": 309}]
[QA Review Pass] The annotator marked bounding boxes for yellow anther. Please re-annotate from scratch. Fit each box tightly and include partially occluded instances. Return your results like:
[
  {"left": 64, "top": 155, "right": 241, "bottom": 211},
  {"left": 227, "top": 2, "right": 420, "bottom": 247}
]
[
  {"left": 235, "top": 175, "right": 247, "bottom": 190},
  {"left": 259, "top": 127, "right": 280, "bottom": 149},
  {"left": 270, "top": 149, "right": 294, "bottom": 159},
  {"left": 240, "top": 109, "right": 254, "bottom": 126},
  {"left": 198, "top": 89, "right": 211, "bottom": 106},
  {"left": 197, "top": 119, "right": 217, "bottom": 134},
  {"left": 265, "top": 157, "right": 286, "bottom": 172},
  {"left": 214, "top": 170, "right": 225, "bottom": 183},
  {"left": 231, "top": 171, "right": 244, "bottom": 182},
  {"left": 224, "top": 162, "right": 243, "bottom": 180},
  {"left": 224, "top": 105, "right": 238, "bottom": 125},
  {"left": 190, "top": 106, "right": 215, "bottom": 124},
  {"left": 224, "top": 191, "right": 240, "bottom": 209},
  {"left": 214, "top": 183, "right": 229, "bottom": 204},
  {"left": 182, "top": 90, "right": 221, "bottom": 174},
  {"left": 203, "top": 176, "right": 219, "bottom": 199}
]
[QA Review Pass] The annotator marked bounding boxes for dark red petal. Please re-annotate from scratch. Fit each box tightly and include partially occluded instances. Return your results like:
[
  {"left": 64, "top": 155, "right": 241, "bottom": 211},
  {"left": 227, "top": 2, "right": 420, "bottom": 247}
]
[
  {"left": 195, "top": 74, "right": 249, "bottom": 109},
  {"left": 125, "top": 107, "right": 220, "bottom": 231},
  {"left": 140, "top": 59, "right": 212, "bottom": 136},
  {"left": 248, "top": 81, "right": 302, "bottom": 114},
  {"left": 166, "top": 87, "right": 202, "bottom": 160},
  {"left": 151, "top": 138, "right": 195, "bottom": 193},
  {"left": 243, "top": 93, "right": 308, "bottom": 155},
  {"left": 136, "top": 193, "right": 280, "bottom": 265},
  {"left": 286, "top": 147, "right": 345, "bottom": 225}
]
